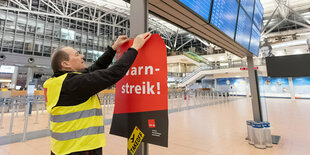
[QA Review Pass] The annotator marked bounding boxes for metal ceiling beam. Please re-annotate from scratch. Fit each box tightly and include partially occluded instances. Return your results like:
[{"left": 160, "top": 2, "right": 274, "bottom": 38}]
[
  {"left": 173, "top": 29, "right": 179, "bottom": 48},
  {"left": 0, "top": 6, "right": 128, "bottom": 29},
  {"left": 262, "top": 18, "right": 287, "bottom": 37},
  {"left": 286, "top": 19, "right": 310, "bottom": 29},
  {"left": 68, "top": 6, "right": 85, "bottom": 16},
  {"left": 176, "top": 38, "right": 193, "bottom": 51},
  {"left": 282, "top": 2, "right": 310, "bottom": 25},
  {"left": 95, "top": 10, "right": 113, "bottom": 21},
  {"left": 9, "top": 0, "right": 29, "bottom": 10},
  {"left": 47, "top": 0, "right": 64, "bottom": 15},
  {"left": 116, "top": 17, "right": 129, "bottom": 26},
  {"left": 262, "top": 5, "right": 279, "bottom": 33},
  {"left": 65, "top": 0, "right": 70, "bottom": 15},
  {"left": 40, "top": 0, "right": 64, "bottom": 15}
]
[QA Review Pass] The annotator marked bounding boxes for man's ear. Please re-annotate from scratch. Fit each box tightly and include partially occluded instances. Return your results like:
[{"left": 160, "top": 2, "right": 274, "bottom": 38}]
[{"left": 61, "top": 61, "right": 70, "bottom": 68}]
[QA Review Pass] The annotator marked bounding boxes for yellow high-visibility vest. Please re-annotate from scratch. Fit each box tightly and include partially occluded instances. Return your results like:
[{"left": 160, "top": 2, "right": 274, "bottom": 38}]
[{"left": 43, "top": 73, "right": 105, "bottom": 155}]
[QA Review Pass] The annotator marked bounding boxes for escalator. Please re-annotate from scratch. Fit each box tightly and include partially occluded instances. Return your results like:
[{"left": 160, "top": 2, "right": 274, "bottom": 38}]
[{"left": 183, "top": 52, "right": 210, "bottom": 66}]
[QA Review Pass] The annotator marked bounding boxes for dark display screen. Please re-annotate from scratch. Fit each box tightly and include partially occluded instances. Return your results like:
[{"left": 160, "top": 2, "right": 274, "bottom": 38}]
[
  {"left": 179, "top": 0, "right": 212, "bottom": 22},
  {"left": 236, "top": 8, "right": 252, "bottom": 50},
  {"left": 210, "top": 0, "right": 239, "bottom": 39},
  {"left": 253, "top": 0, "right": 264, "bottom": 30},
  {"left": 266, "top": 54, "right": 310, "bottom": 77},
  {"left": 240, "top": 0, "right": 254, "bottom": 18},
  {"left": 249, "top": 25, "right": 260, "bottom": 56}
]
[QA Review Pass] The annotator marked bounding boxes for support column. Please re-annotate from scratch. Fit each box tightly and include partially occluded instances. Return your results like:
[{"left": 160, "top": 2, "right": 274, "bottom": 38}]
[
  {"left": 130, "top": 0, "right": 148, "bottom": 38},
  {"left": 178, "top": 63, "right": 182, "bottom": 73},
  {"left": 214, "top": 78, "right": 217, "bottom": 91},
  {"left": 245, "top": 77, "right": 250, "bottom": 98},
  {"left": 288, "top": 77, "right": 296, "bottom": 103},
  {"left": 129, "top": 0, "right": 149, "bottom": 155},
  {"left": 247, "top": 56, "right": 263, "bottom": 122},
  {"left": 10, "top": 66, "right": 18, "bottom": 89},
  {"left": 26, "top": 67, "right": 33, "bottom": 89}
]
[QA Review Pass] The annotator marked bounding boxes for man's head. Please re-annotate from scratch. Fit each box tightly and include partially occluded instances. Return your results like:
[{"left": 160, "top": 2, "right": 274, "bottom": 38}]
[{"left": 51, "top": 47, "right": 86, "bottom": 73}]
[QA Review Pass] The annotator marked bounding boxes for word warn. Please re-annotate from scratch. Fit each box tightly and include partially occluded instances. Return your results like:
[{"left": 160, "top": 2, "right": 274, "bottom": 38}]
[{"left": 128, "top": 126, "right": 145, "bottom": 155}]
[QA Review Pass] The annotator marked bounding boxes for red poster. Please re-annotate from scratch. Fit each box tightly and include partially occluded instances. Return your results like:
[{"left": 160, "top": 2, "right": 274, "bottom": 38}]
[{"left": 110, "top": 34, "right": 168, "bottom": 147}]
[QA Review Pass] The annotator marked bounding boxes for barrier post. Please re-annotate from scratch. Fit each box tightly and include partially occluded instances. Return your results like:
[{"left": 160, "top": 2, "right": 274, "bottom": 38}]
[
  {"left": 34, "top": 96, "right": 39, "bottom": 124},
  {"left": 0, "top": 102, "right": 5, "bottom": 129},
  {"left": 8, "top": 100, "right": 16, "bottom": 136}
]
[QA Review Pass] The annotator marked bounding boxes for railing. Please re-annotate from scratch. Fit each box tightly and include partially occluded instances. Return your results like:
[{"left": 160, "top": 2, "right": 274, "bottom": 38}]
[
  {"left": 184, "top": 52, "right": 209, "bottom": 64},
  {"left": 0, "top": 91, "right": 240, "bottom": 145},
  {"left": 174, "top": 57, "right": 266, "bottom": 85},
  {"left": 180, "top": 66, "right": 212, "bottom": 83}
]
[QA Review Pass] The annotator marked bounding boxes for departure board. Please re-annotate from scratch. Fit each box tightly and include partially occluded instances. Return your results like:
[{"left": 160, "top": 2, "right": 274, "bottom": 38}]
[
  {"left": 253, "top": 0, "right": 264, "bottom": 30},
  {"left": 174, "top": 0, "right": 264, "bottom": 56},
  {"left": 249, "top": 26, "right": 260, "bottom": 56},
  {"left": 235, "top": 8, "right": 252, "bottom": 50},
  {"left": 178, "top": 0, "right": 212, "bottom": 22},
  {"left": 240, "top": 0, "right": 254, "bottom": 19},
  {"left": 210, "top": 0, "right": 239, "bottom": 39}
]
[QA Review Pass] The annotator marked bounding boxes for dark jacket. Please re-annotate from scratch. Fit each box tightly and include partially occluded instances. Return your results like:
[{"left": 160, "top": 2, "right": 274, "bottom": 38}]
[{"left": 53, "top": 46, "right": 137, "bottom": 107}]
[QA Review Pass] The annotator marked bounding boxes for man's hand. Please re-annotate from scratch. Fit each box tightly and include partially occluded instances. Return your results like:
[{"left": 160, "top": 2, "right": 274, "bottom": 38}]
[
  {"left": 131, "top": 32, "right": 152, "bottom": 51},
  {"left": 112, "top": 35, "right": 130, "bottom": 50}
]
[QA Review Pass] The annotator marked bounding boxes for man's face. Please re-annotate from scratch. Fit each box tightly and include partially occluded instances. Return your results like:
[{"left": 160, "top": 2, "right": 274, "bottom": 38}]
[{"left": 63, "top": 47, "right": 86, "bottom": 71}]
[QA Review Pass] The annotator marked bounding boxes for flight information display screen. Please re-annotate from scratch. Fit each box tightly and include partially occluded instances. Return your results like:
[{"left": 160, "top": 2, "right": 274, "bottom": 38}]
[
  {"left": 175, "top": 0, "right": 263, "bottom": 56},
  {"left": 210, "top": 0, "right": 239, "bottom": 39},
  {"left": 240, "top": 0, "right": 254, "bottom": 19},
  {"left": 253, "top": 0, "right": 264, "bottom": 30},
  {"left": 235, "top": 8, "right": 252, "bottom": 50},
  {"left": 249, "top": 26, "right": 260, "bottom": 56},
  {"left": 178, "top": 0, "right": 212, "bottom": 22}
]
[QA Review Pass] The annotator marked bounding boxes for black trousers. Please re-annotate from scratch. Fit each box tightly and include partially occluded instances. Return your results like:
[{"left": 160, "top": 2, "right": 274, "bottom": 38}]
[{"left": 51, "top": 147, "right": 102, "bottom": 155}]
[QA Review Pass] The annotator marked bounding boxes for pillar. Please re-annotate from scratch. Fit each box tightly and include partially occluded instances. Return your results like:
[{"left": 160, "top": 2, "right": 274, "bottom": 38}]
[
  {"left": 288, "top": 77, "right": 296, "bottom": 103},
  {"left": 10, "top": 66, "right": 18, "bottom": 89},
  {"left": 26, "top": 67, "right": 33, "bottom": 88}
]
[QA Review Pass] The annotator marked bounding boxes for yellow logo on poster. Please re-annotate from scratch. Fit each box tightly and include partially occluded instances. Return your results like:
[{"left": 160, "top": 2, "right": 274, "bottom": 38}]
[{"left": 128, "top": 126, "right": 144, "bottom": 155}]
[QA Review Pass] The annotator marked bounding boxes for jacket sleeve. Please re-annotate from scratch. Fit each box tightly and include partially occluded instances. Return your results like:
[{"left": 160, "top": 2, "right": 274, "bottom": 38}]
[
  {"left": 61, "top": 48, "right": 138, "bottom": 103},
  {"left": 87, "top": 46, "right": 116, "bottom": 72}
]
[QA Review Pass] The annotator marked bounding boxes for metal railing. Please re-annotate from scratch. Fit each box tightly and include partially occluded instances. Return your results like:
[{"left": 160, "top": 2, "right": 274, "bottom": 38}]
[{"left": 0, "top": 91, "right": 240, "bottom": 145}]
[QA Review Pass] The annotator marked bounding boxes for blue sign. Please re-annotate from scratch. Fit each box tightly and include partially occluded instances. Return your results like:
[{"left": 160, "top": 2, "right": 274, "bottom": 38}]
[
  {"left": 211, "top": 0, "right": 239, "bottom": 39},
  {"left": 240, "top": 0, "right": 255, "bottom": 19},
  {"left": 236, "top": 8, "right": 252, "bottom": 50},
  {"left": 179, "top": 0, "right": 212, "bottom": 21},
  {"left": 253, "top": 0, "right": 264, "bottom": 30},
  {"left": 249, "top": 26, "right": 260, "bottom": 56}
]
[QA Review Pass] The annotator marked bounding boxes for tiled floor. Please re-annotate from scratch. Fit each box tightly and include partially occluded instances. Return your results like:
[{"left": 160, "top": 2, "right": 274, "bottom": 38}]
[{"left": 1, "top": 97, "right": 310, "bottom": 154}]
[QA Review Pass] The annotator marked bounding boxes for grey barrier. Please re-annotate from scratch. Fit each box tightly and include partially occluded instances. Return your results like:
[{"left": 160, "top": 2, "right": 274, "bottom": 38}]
[{"left": 0, "top": 91, "right": 238, "bottom": 144}]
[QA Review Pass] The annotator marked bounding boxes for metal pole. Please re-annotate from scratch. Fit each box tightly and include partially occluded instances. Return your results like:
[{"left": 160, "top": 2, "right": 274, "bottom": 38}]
[
  {"left": 15, "top": 97, "right": 20, "bottom": 117},
  {"left": 22, "top": 101, "right": 30, "bottom": 142},
  {"left": 212, "top": 92, "right": 215, "bottom": 105},
  {"left": 0, "top": 102, "right": 5, "bottom": 129},
  {"left": 34, "top": 97, "right": 39, "bottom": 124},
  {"left": 129, "top": 0, "right": 149, "bottom": 154},
  {"left": 247, "top": 56, "right": 263, "bottom": 122},
  {"left": 8, "top": 100, "right": 16, "bottom": 136}
]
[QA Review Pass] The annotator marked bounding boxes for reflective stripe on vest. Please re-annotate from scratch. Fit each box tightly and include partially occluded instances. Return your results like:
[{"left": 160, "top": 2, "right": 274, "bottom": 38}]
[
  {"left": 44, "top": 73, "right": 106, "bottom": 155},
  {"left": 51, "top": 125, "right": 105, "bottom": 141},
  {"left": 50, "top": 108, "right": 102, "bottom": 123}
]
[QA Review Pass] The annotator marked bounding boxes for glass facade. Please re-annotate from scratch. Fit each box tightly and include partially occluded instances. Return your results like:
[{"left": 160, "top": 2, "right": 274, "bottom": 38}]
[{"left": 0, "top": 0, "right": 128, "bottom": 62}]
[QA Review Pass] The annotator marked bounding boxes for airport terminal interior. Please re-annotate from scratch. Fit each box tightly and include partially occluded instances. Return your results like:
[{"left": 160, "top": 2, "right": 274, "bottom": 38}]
[{"left": 1, "top": 0, "right": 310, "bottom": 154}]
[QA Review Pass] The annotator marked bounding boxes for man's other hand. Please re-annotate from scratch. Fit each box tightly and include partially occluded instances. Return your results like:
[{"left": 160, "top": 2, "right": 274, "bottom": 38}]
[
  {"left": 131, "top": 32, "right": 152, "bottom": 51},
  {"left": 112, "top": 35, "right": 130, "bottom": 50}
]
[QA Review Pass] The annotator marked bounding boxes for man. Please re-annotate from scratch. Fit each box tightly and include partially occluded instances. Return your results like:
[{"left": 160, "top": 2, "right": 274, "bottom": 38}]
[{"left": 44, "top": 32, "right": 152, "bottom": 155}]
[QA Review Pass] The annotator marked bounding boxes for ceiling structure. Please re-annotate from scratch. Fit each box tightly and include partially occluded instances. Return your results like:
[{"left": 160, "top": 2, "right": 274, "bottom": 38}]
[
  {"left": 3, "top": 0, "right": 310, "bottom": 59},
  {"left": 261, "top": 0, "right": 310, "bottom": 42},
  {"left": 78, "top": 0, "right": 310, "bottom": 55}
]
